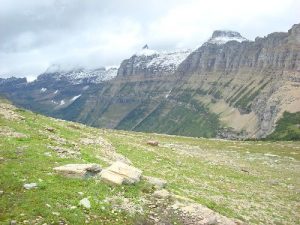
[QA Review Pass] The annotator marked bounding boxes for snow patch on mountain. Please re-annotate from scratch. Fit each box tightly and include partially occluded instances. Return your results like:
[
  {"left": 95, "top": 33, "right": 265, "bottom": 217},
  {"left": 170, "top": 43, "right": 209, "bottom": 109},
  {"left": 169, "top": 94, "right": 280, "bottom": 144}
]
[
  {"left": 206, "top": 30, "right": 248, "bottom": 45},
  {"left": 131, "top": 47, "right": 192, "bottom": 74},
  {"left": 59, "top": 100, "right": 65, "bottom": 106},
  {"left": 135, "top": 48, "right": 158, "bottom": 56},
  {"left": 71, "top": 94, "right": 81, "bottom": 101},
  {"left": 40, "top": 88, "right": 47, "bottom": 93},
  {"left": 42, "top": 65, "right": 118, "bottom": 84}
]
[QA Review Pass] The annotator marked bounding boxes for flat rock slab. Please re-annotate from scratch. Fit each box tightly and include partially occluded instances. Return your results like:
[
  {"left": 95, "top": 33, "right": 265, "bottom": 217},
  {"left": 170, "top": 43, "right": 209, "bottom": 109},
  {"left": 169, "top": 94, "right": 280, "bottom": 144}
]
[
  {"left": 53, "top": 164, "right": 101, "bottom": 178},
  {"left": 100, "top": 161, "right": 142, "bottom": 185}
]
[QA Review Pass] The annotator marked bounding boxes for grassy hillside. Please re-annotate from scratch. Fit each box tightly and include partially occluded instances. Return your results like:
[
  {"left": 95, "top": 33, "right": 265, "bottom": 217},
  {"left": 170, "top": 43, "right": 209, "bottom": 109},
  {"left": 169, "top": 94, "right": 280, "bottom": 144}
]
[
  {"left": 266, "top": 111, "right": 300, "bottom": 140},
  {"left": 0, "top": 99, "right": 299, "bottom": 224}
]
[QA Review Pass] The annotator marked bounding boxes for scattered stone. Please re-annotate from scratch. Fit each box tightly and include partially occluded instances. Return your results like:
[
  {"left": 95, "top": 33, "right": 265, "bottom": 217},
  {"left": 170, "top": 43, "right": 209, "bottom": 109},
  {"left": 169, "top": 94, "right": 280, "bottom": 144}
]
[
  {"left": 10, "top": 220, "right": 17, "bottom": 225},
  {"left": 153, "top": 189, "right": 170, "bottom": 199},
  {"left": 143, "top": 176, "right": 167, "bottom": 189},
  {"left": 45, "top": 127, "right": 55, "bottom": 132},
  {"left": 0, "top": 190, "right": 3, "bottom": 195},
  {"left": 241, "top": 168, "right": 249, "bottom": 173},
  {"left": 78, "top": 192, "right": 84, "bottom": 196},
  {"left": 100, "top": 161, "right": 142, "bottom": 185},
  {"left": 53, "top": 163, "right": 102, "bottom": 178},
  {"left": 80, "top": 136, "right": 132, "bottom": 165},
  {"left": 23, "top": 183, "right": 37, "bottom": 190},
  {"left": 79, "top": 198, "right": 91, "bottom": 209},
  {"left": 0, "top": 126, "right": 27, "bottom": 138},
  {"left": 147, "top": 140, "right": 159, "bottom": 146},
  {"left": 52, "top": 212, "right": 60, "bottom": 216}
]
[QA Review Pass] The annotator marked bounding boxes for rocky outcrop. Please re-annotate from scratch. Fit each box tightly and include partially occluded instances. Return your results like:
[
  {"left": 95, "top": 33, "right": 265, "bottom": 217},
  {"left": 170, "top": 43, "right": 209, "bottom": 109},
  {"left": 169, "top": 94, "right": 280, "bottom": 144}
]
[{"left": 100, "top": 161, "right": 142, "bottom": 185}]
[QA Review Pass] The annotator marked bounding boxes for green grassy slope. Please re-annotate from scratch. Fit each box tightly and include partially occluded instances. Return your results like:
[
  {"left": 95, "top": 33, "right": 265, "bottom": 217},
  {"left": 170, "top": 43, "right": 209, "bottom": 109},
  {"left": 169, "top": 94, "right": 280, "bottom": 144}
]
[
  {"left": 0, "top": 99, "right": 299, "bottom": 224},
  {"left": 266, "top": 111, "right": 300, "bottom": 140}
]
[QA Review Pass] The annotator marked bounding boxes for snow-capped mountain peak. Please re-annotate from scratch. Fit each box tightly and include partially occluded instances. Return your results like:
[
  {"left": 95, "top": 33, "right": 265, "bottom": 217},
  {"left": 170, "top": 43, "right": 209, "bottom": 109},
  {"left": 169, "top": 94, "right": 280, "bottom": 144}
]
[
  {"left": 119, "top": 48, "right": 192, "bottom": 76},
  {"left": 206, "top": 30, "right": 248, "bottom": 45},
  {"left": 40, "top": 65, "right": 118, "bottom": 84},
  {"left": 135, "top": 45, "right": 158, "bottom": 56}
]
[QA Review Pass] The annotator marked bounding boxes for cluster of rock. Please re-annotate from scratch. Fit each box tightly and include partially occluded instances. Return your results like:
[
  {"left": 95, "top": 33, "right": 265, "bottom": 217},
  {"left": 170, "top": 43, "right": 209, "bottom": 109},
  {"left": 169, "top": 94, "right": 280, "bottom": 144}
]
[{"left": 52, "top": 160, "right": 169, "bottom": 190}]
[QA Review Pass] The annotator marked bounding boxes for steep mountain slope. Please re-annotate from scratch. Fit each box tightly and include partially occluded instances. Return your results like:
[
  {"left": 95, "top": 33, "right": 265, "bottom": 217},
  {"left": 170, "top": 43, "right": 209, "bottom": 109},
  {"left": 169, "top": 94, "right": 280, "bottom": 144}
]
[
  {"left": 174, "top": 23, "right": 300, "bottom": 138},
  {"left": 58, "top": 24, "right": 300, "bottom": 139},
  {"left": 0, "top": 67, "right": 117, "bottom": 116},
  {"left": 0, "top": 99, "right": 299, "bottom": 224},
  {"left": 1, "top": 24, "right": 299, "bottom": 139}
]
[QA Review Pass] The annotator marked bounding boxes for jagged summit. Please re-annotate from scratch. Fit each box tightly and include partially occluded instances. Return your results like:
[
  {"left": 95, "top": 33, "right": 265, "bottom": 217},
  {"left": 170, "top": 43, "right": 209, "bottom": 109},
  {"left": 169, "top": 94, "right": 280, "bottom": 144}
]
[
  {"left": 136, "top": 45, "right": 158, "bottom": 56},
  {"left": 142, "top": 44, "right": 149, "bottom": 49},
  {"left": 206, "top": 30, "right": 248, "bottom": 45}
]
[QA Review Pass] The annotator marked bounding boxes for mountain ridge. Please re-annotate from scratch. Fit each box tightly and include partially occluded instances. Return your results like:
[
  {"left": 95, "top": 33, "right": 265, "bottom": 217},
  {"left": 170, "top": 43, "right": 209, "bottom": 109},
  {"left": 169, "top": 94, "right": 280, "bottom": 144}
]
[{"left": 1, "top": 23, "right": 299, "bottom": 139}]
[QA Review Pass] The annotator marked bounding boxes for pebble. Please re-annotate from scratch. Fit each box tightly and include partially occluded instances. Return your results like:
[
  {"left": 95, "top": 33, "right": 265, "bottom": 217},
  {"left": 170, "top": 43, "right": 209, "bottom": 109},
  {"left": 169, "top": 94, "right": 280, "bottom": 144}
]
[
  {"left": 79, "top": 198, "right": 91, "bottom": 209},
  {"left": 23, "top": 183, "right": 37, "bottom": 190},
  {"left": 52, "top": 212, "right": 60, "bottom": 216}
]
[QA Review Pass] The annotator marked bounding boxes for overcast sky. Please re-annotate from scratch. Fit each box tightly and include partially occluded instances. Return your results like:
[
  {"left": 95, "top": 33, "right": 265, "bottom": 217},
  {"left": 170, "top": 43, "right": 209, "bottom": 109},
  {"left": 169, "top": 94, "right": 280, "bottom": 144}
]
[{"left": 0, "top": 0, "right": 299, "bottom": 80}]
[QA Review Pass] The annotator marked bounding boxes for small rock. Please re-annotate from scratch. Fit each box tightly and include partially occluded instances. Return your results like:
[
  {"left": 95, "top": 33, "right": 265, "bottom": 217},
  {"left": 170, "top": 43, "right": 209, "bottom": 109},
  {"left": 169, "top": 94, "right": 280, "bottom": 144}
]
[
  {"left": 79, "top": 198, "right": 91, "bottom": 209},
  {"left": 241, "top": 168, "right": 249, "bottom": 173},
  {"left": 147, "top": 140, "right": 159, "bottom": 146},
  {"left": 10, "top": 220, "right": 17, "bottom": 225},
  {"left": 143, "top": 176, "right": 167, "bottom": 189},
  {"left": 45, "top": 127, "right": 55, "bottom": 132},
  {"left": 23, "top": 183, "right": 37, "bottom": 190},
  {"left": 78, "top": 192, "right": 84, "bottom": 196},
  {"left": 153, "top": 189, "right": 170, "bottom": 199},
  {"left": 0, "top": 190, "right": 3, "bottom": 195},
  {"left": 52, "top": 212, "right": 60, "bottom": 216}
]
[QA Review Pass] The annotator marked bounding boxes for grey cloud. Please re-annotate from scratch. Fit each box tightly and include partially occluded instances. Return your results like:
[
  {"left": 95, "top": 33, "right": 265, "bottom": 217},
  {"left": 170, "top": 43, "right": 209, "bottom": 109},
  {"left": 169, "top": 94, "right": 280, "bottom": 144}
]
[{"left": 0, "top": 0, "right": 299, "bottom": 79}]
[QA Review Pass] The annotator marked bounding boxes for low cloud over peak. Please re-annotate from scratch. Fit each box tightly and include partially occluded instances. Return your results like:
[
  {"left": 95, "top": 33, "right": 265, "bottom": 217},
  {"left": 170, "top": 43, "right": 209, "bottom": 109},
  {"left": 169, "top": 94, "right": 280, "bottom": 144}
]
[{"left": 0, "top": 0, "right": 299, "bottom": 79}]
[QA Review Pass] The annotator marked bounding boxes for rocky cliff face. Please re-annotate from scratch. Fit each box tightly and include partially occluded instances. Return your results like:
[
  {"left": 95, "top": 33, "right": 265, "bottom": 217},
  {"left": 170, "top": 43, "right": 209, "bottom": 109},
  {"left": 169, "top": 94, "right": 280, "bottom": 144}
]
[
  {"left": 174, "top": 23, "right": 300, "bottom": 138},
  {"left": 1, "top": 24, "right": 299, "bottom": 139}
]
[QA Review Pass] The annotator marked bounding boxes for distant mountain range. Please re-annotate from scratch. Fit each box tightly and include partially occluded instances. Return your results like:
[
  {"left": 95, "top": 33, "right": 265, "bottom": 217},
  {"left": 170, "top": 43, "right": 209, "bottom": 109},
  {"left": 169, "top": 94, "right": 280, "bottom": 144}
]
[{"left": 1, "top": 23, "right": 300, "bottom": 139}]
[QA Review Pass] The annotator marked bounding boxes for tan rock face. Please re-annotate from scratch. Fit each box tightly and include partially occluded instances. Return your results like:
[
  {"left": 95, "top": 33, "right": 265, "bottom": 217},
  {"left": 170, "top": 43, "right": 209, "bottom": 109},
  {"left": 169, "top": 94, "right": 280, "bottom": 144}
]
[
  {"left": 53, "top": 164, "right": 101, "bottom": 178},
  {"left": 100, "top": 161, "right": 142, "bottom": 185}
]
